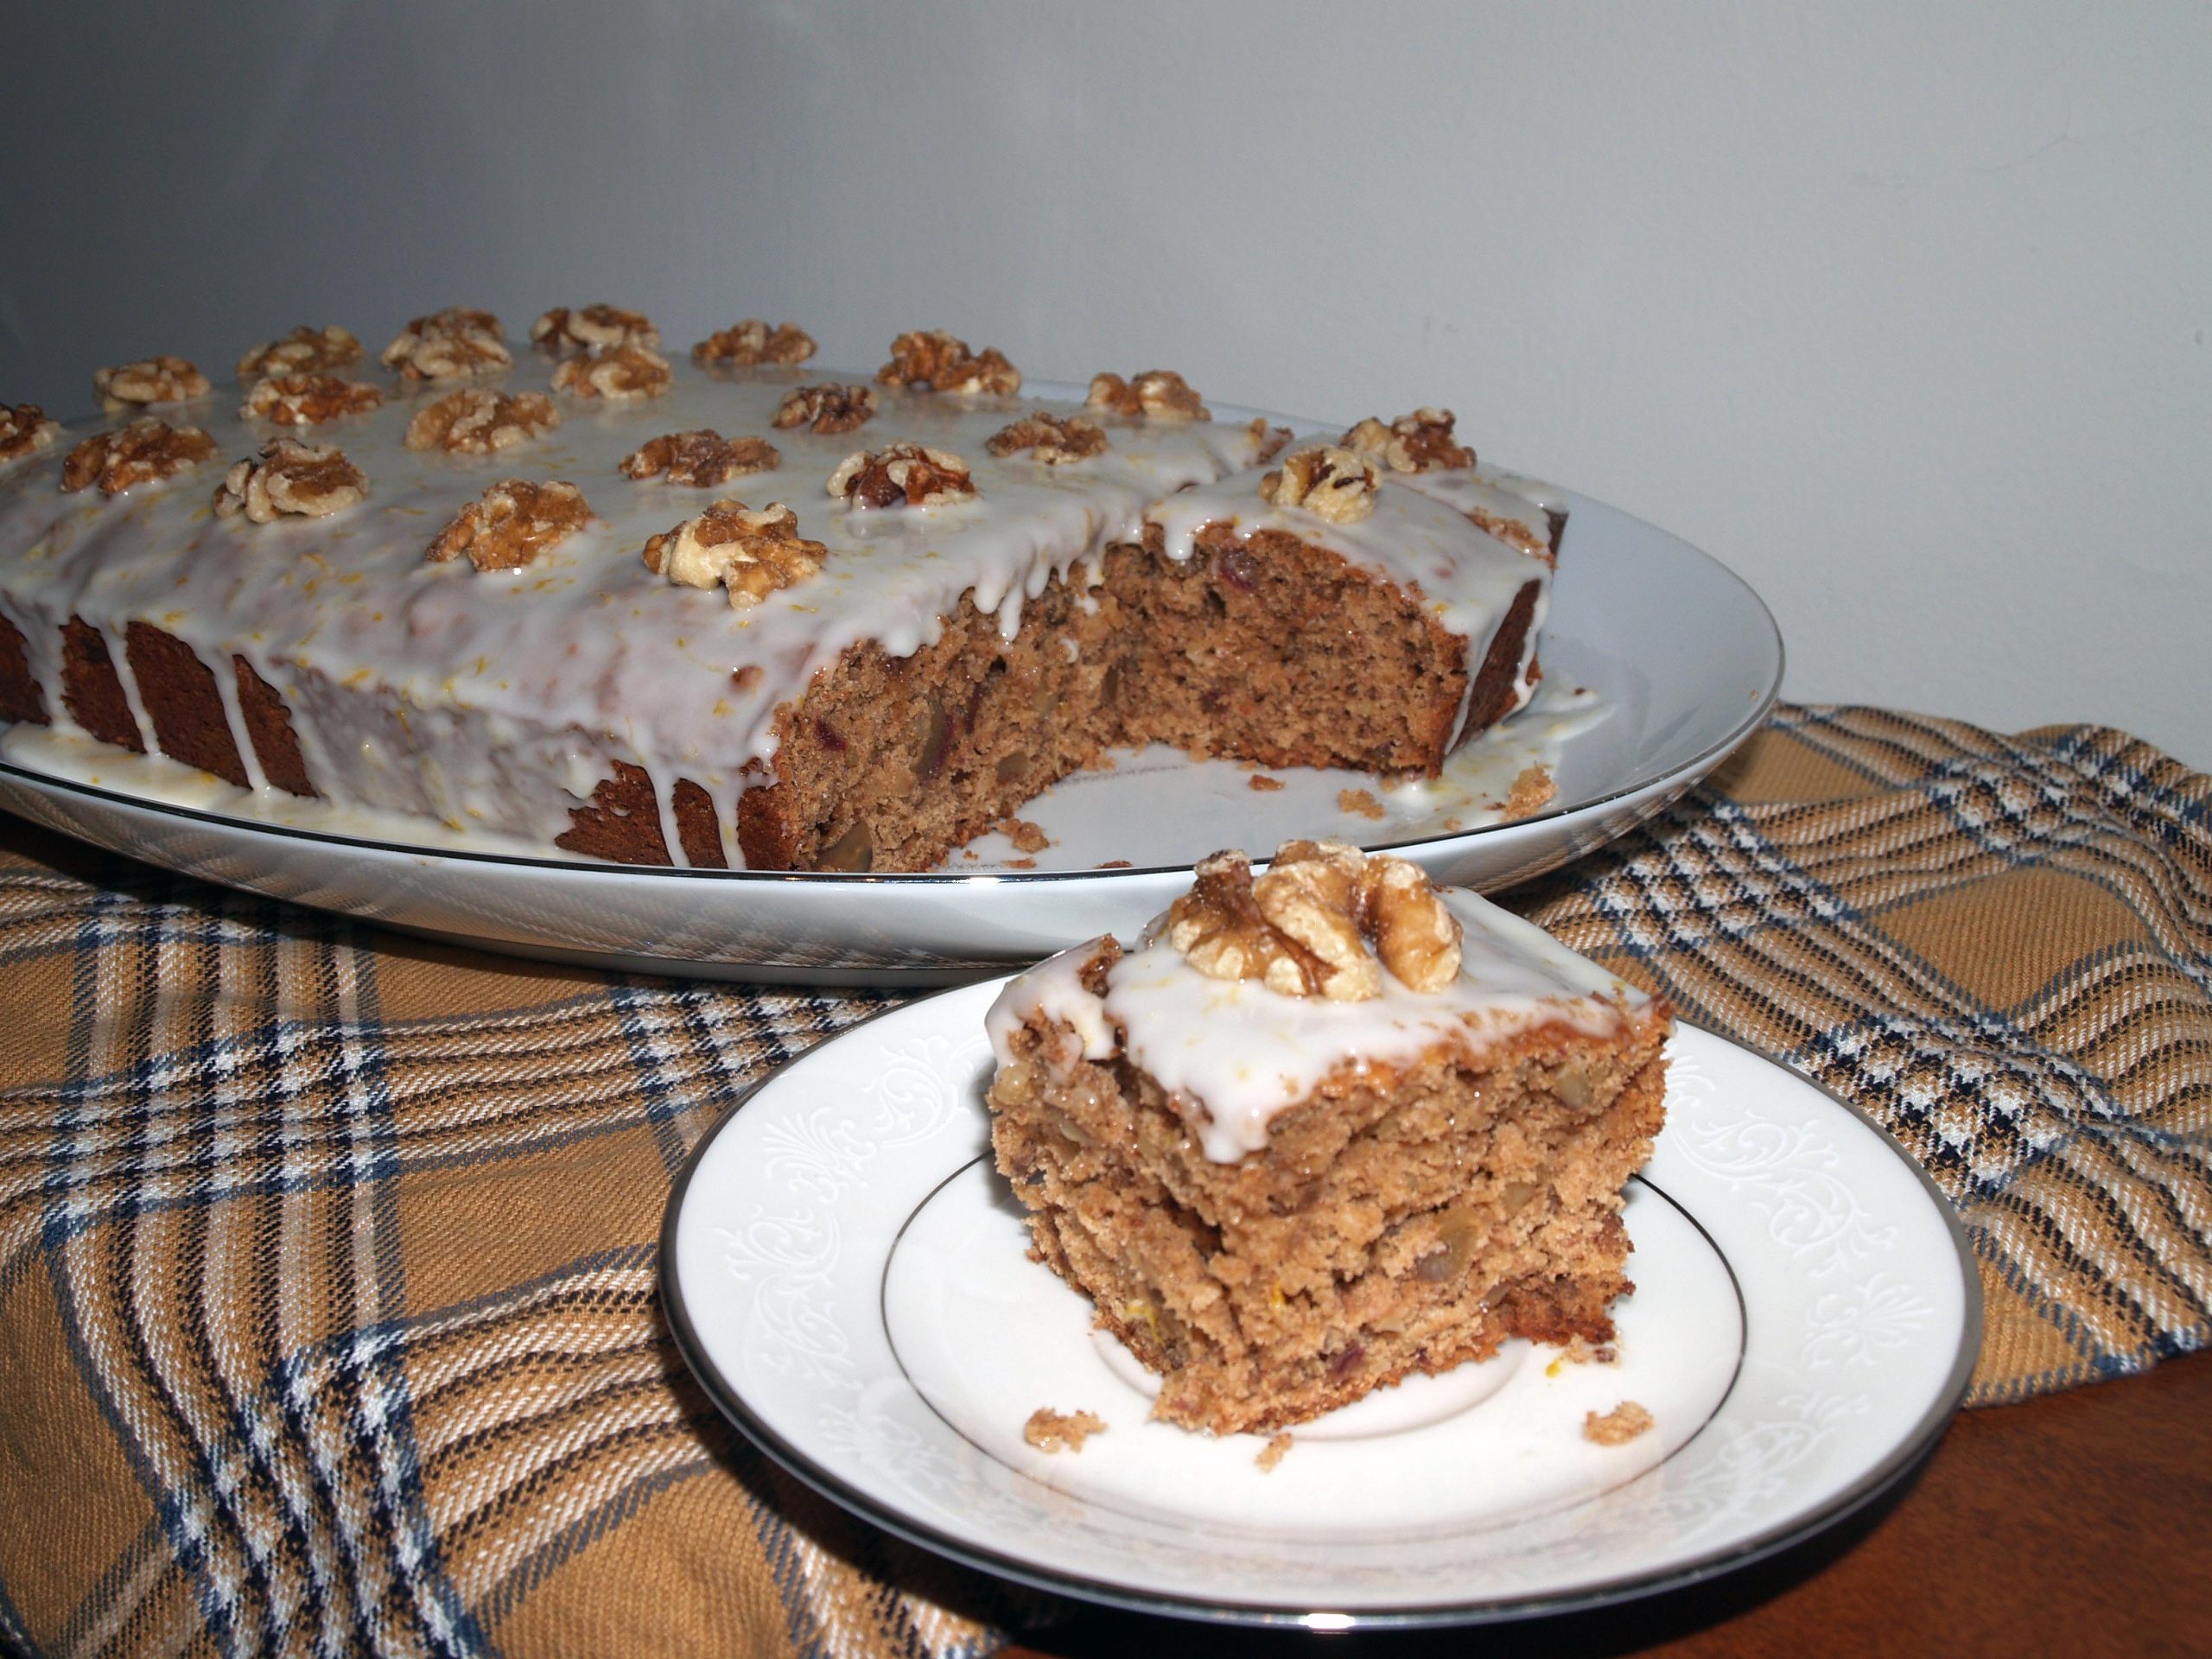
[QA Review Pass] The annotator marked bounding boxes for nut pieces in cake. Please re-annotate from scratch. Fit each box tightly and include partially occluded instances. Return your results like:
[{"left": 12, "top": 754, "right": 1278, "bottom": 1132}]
[
  {"left": 236, "top": 326, "right": 365, "bottom": 383},
  {"left": 425, "top": 479, "right": 590, "bottom": 572},
  {"left": 0, "top": 404, "right": 60, "bottom": 467},
  {"left": 620, "top": 430, "right": 781, "bottom": 488},
  {"left": 531, "top": 304, "right": 660, "bottom": 355},
  {"left": 93, "top": 356, "right": 211, "bottom": 413},
  {"left": 692, "top": 321, "right": 817, "bottom": 368},
  {"left": 828, "top": 442, "right": 977, "bottom": 508},
  {"left": 552, "top": 343, "right": 674, "bottom": 404},
  {"left": 876, "top": 329, "right": 1023, "bottom": 395},
  {"left": 60, "top": 418, "right": 218, "bottom": 495},
  {"left": 641, "top": 499, "right": 825, "bottom": 608},
  {"left": 1086, "top": 369, "right": 1209, "bottom": 422},
  {"left": 383, "top": 308, "right": 512, "bottom": 382},
  {"left": 1166, "top": 840, "right": 1464, "bottom": 1001},
  {"left": 213, "top": 438, "right": 367, "bottom": 523},
  {"left": 404, "top": 388, "right": 562, "bottom": 455},
  {"left": 1262, "top": 445, "right": 1381, "bottom": 525},
  {"left": 1340, "top": 408, "right": 1476, "bottom": 474},
  {"left": 772, "top": 383, "right": 876, "bottom": 435},
  {"left": 242, "top": 373, "right": 385, "bottom": 426},
  {"left": 985, "top": 412, "right": 1109, "bottom": 464}
]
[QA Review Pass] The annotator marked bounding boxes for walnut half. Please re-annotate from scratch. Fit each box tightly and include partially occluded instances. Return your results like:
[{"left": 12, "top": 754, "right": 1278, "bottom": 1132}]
[
  {"left": 0, "top": 404, "right": 60, "bottom": 467},
  {"left": 1261, "top": 446, "right": 1380, "bottom": 524},
  {"left": 692, "top": 320, "right": 817, "bottom": 368},
  {"left": 620, "top": 429, "right": 780, "bottom": 487},
  {"left": 1341, "top": 408, "right": 1475, "bottom": 474},
  {"left": 1086, "top": 370, "right": 1208, "bottom": 422},
  {"left": 876, "top": 329, "right": 1022, "bottom": 395},
  {"left": 1166, "top": 839, "right": 1462, "bottom": 1000},
  {"left": 94, "top": 356, "right": 211, "bottom": 412},
  {"left": 213, "top": 438, "right": 367, "bottom": 523},
  {"left": 986, "top": 412, "right": 1108, "bottom": 464},
  {"left": 241, "top": 373, "right": 385, "bottom": 426},
  {"left": 404, "top": 387, "right": 561, "bottom": 454},
  {"left": 552, "top": 343, "right": 673, "bottom": 404},
  {"left": 383, "top": 308, "right": 512, "bottom": 382},
  {"left": 425, "top": 479, "right": 590, "bottom": 571},
  {"left": 772, "top": 383, "right": 876, "bottom": 435},
  {"left": 237, "top": 325, "right": 364, "bottom": 382},
  {"left": 641, "top": 499, "right": 825, "bottom": 608},
  {"left": 60, "top": 418, "right": 217, "bottom": 495},
  {"left": 827, "top": 442, "right": 976, "bottom": 508},
  {"left": 531, "top": 303, "right": 660, "bottom": 355}
]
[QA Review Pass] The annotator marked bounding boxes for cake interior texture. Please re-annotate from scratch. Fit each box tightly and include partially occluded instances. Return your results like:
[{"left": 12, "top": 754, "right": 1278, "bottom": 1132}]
[
  {"left": 986, "top": 856, "right": 1669, "bottom": 1436},
  {"left": 735, "top": 529, "right": 1529, "bottom": 872}
]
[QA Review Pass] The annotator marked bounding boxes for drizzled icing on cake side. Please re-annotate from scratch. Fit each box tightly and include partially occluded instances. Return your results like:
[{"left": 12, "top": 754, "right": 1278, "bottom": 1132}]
[{"left": 986, "top": 890, "right": 1650, "bottom": 1164}]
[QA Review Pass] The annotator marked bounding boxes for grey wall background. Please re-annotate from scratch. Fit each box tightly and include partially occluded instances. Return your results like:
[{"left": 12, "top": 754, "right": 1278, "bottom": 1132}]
[{"left": 3, "top": 1, "right": 2206, "bottom": 766}]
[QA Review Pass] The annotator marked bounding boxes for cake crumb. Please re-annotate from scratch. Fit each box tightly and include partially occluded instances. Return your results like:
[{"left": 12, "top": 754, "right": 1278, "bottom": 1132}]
[
  {"left": 1583, "top": 1401, "right": 1654, "bottom": 1446},
  {"left": 1255, "top": 1433, "right": 1294, "bottom": 1471},
  {"left": 1336, "top": 787, "right": 1386, "bottom": 821},
  {"left": 1247, "top": 774, "right": 1286, "bottom": 792},
  {"left": 1096, "top": 859, "right": 1132, "bottom": 868},
  {"left": 1024, "top": 1407, "right": 1106, "bottom": 1453},
  {"left": 999, "top": 817, "right": 1051, "bottom": 853},
  {"left": 1442, "top": 816, "right": 1466, "bottom": 832},
  {"left": 1545, "top": 1337, "right": 1619, "bottom": 1376},
  {"left": 1503, "top": 764, "right": 1556, "bottom": 819},
  {"left": 1005, "top": 857, "right": 1036, "bottom": 870}
]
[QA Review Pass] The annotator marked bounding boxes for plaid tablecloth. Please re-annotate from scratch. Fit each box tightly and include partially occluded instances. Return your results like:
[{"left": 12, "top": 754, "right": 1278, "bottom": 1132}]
[{"left": 0, "top": 703, "right": 2205, "bottom": 1656}]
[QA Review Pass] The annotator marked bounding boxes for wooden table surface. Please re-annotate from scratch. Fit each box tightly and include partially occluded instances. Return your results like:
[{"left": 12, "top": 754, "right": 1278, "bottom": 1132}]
[{"left": 1002, "top": 1351, "right": 2212, "bottom": 1659}]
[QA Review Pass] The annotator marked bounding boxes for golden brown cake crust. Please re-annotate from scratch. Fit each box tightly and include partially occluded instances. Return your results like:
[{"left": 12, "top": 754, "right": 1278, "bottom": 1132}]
[
  {"left": 232, "top": 656, "right": 315, "bottom": 798},
  {"left": 60, "top": 619, "right": 144, "bottom": 754}
]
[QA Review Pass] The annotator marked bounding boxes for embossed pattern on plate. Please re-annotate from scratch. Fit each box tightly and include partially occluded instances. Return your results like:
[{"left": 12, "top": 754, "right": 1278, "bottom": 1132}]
[{"left": 661, "top": 982, "right": 1980, "bottom": 1625}]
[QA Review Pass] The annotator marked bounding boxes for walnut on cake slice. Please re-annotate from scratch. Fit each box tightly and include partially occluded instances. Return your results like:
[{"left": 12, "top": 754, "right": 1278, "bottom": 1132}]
[{"left": 984, "top": 842, "right": 1669, "bottom": 1435}]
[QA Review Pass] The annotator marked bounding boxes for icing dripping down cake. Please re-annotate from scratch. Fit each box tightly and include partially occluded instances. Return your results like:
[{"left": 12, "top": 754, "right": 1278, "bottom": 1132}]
[
  {"left": 0, "top": 316, "right": 1566, "bottom": 870},
  {"left": 983, "top": 840, "right": 1669, "bottom": 1434}
]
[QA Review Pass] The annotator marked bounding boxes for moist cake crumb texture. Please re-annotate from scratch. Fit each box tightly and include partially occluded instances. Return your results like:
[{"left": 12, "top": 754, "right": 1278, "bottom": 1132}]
[
  {"left": 1583, "top": 1400, "right": 1656, "bottom": 1446},
  {"left": 986, "top": 841, "right": 1669, "bottom": 1435},
  {"left": 1022, "top": 1406, "right": 1107, "bottom": 1453}
]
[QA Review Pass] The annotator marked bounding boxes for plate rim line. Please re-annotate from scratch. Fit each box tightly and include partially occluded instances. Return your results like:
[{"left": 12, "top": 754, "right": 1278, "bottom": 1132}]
[
  {"left": 874, "top": 1160, "right": 1754, "bottom": 1546},
  {"left": 656, "top": 987, "right": 1985, "bottom": 1630}
]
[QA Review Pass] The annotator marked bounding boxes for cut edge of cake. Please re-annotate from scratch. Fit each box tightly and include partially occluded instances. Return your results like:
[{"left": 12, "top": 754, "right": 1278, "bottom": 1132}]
[{"left": 984, "top": 840, "right": 1669, "bottom": 1436}]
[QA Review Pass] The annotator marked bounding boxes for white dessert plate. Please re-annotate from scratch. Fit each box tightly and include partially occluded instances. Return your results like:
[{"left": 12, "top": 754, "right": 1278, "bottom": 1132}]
[
  {"left": 660, "top": 982, "right": 1980, "bottom": 1627},
  {"left": 0, "top": 458, "right": 1780, "bottom": 983}
]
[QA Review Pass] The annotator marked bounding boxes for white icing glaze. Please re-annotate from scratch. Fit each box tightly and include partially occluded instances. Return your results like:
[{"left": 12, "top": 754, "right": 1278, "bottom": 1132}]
[
  {"left": 989, "top": 890, "right": 1649, "bottom": 1164},
  {"left": 1385, "top": 467, "right": 1555, "bottom": 559},
  {"left": 1146, "top": 474, "right": 1552, "bottom": 745},
  {"left": 985, "top": 937, "right": 1121, "bottom": 1064},
  {"left": 0, "top": 363, "right": 1553, "bottom": 865}
]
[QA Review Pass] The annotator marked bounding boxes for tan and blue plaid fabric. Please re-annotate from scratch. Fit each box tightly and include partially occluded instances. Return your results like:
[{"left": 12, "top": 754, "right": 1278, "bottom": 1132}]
[{"left": 0, "top": 702, "right": 2205, "bottom": 1656}]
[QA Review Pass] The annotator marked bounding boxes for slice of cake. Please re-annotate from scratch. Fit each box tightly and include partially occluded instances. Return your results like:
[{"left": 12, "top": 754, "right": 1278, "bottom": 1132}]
[{"left": 984, "top": 839, "right": 1669, "bottom": 1435}]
